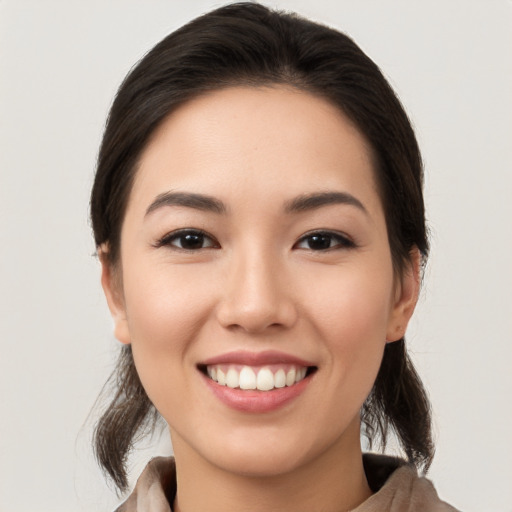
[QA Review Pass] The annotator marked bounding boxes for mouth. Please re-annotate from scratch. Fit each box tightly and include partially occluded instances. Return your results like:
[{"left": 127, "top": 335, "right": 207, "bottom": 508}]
[
  {"left": 198, "top": 363, "right": 317, "bottom": 392},
  {"left": 197, "top": 351, "right": 318, "bottom": 412}
]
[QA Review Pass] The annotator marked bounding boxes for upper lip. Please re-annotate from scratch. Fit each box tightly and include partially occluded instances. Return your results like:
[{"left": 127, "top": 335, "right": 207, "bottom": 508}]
[{"left": 200, "top": 350, "right": 315, "bottom": 367}]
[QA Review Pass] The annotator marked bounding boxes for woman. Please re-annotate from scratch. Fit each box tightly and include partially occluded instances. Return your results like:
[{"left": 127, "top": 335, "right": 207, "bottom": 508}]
[{"left": 90, "top": 3, "right": 459, "bottom": 511}]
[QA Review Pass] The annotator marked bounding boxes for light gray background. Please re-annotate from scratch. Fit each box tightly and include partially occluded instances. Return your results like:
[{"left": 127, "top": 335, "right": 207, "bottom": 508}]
[{"left": 1, "top": 1, "right": 511, "bottom": 511}]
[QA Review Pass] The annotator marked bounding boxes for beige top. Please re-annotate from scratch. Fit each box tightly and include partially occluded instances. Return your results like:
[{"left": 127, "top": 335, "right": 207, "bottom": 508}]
[{"left": 115, "top": 454, "right": 460, "bottom": 512}]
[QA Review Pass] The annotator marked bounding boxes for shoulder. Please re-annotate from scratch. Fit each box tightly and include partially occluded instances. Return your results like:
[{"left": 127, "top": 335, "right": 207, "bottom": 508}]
[
  {"left": 114, "top": 457, "right": 176, "bottom": 512},
  {"left": 358, "top": 453, "right": 461, "bottom": 512}
]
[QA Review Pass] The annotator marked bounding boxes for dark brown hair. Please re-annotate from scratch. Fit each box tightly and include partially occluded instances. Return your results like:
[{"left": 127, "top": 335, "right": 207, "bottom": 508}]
[{"left": 91, "top": 2, "right": 433, "bottom": 492}]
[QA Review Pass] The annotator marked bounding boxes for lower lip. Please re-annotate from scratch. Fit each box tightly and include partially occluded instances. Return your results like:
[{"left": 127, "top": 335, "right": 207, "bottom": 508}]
[{"left": 202, "top": 372, "right": 312, "bottom": 413}]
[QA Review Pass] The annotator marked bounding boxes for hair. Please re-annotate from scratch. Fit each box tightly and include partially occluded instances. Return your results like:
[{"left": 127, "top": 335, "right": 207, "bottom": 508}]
[{"left": 91, "top": 2, "right": 433, "bottom": 492}]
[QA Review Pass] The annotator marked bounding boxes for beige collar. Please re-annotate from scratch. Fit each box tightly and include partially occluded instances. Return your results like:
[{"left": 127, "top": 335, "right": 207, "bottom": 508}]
[{"left": 115, "top": 454, "right": 459, "bottom": 512}]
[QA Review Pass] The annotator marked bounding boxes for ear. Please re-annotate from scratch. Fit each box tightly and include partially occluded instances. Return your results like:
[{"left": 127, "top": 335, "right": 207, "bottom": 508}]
[
  {"left": 386, "top": 248, "right": 421, "bottom": 343},
  {"left": 99, "top": 245, "right": 131, "bottom": 345}
]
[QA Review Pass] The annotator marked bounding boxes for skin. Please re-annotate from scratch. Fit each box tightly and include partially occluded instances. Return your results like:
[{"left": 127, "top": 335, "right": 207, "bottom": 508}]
[{"left": 101, "top": 86, "right": 419, "bottom": 512}]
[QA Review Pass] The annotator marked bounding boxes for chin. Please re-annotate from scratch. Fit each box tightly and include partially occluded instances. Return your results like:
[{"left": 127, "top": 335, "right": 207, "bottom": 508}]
[
  {"left": 197, "top": 426, "right": 333, "bottom": 479},
  {"left": 212, "top": 446, "right": 307, "bottom": 478}
]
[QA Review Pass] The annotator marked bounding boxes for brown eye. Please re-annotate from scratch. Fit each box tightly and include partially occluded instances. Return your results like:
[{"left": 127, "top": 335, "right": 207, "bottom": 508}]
[
  {"left": 295, "top": 231, "right": 355, "bottom": 251},
  {"left": 157, "top": 229, "right": 218, "bottom": 250}
]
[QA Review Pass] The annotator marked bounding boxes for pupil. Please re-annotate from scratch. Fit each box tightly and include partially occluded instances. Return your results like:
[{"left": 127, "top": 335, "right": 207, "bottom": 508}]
[
  {"left": 308, "top": 234, "right": 331, "bottom": 250},
  {"left": 182, "top": 233, "right": 203, "bottom": 249}
]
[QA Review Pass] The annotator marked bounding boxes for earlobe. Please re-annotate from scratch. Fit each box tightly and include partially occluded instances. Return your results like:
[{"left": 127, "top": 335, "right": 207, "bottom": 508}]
[
  {"left": 99, "top": 245, "right": 131, "bottom": 345},
  {"left": 386, "top": 248, "right": 421, "bottom": 343}
]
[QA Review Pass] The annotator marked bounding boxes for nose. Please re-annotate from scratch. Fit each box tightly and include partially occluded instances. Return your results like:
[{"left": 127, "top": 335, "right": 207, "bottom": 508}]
[{"left": 216, "top": 250, "right": 298, "bottom": 334}]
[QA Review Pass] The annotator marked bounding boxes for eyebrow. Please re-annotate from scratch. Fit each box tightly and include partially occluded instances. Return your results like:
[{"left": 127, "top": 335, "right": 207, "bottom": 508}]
[
  {"left": 145, "top": 191, "right": 226, "bottom": 216},
  {"left": 145, "top": 190, "right": 366, "bottom": 217},
  {"left": 284, "top": 191, "right": 367, "bottom": 214}
]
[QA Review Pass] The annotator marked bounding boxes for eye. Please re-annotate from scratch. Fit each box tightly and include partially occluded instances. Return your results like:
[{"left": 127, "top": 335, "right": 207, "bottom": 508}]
[
  {"left": 155, "top": 229, "right": 219, "bottom": 251},
  {"left": 294, "top": 231, "right": 355, "bottom": 251}
]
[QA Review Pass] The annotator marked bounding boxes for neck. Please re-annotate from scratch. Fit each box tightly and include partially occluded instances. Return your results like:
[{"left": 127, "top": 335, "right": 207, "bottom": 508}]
[{"left": 171, "top": 421, "right": 372, "bottom": 512}]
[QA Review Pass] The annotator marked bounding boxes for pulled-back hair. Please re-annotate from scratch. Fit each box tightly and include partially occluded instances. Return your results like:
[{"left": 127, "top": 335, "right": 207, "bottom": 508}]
[{"left": 91, "top": 2, "right": 433, "bottom": 492}]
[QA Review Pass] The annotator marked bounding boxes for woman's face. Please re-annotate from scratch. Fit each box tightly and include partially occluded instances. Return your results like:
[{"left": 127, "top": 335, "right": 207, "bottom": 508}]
[{"left": 102, "top": 86, "right": 418, "bottom": 477}]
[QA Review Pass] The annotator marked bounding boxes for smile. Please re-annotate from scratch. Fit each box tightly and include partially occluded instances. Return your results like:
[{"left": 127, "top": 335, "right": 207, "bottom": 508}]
[
  {"left": 205, "top": 364, "right": 309, "bottom": 391},
  {"left": 198, "top": 351, "right": 317, "bottom": 412}
]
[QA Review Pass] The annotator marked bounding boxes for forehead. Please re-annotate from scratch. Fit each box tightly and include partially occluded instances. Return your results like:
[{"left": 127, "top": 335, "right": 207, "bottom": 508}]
[{"left": 130, "top": 86, "right": 380, "bottom": 214}]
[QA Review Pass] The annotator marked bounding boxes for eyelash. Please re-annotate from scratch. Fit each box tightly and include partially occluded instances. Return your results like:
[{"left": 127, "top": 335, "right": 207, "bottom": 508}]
[
  {"left": 154, "top": 229, "right": 356, "bottom": 252},
  {"left": 154, "top": 229, "right": 219, "bottom": 251},
  {"left": 293, "top": 230, "right": 356, "bottom": 251}
]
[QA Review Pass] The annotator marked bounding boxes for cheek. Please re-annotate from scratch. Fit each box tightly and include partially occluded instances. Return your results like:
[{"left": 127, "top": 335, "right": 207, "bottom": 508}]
[
  {"left": 121, "top": 263, "right": 216, "bottom": 408},
  {"left": 301, "top": 260, "right": 394, "bottom": 385},
  {"left": 304, "top": 260, "right": 394, "bottom": 341},
  {"left": 124, "top": 261, "right": 214, "bottom": 342}
]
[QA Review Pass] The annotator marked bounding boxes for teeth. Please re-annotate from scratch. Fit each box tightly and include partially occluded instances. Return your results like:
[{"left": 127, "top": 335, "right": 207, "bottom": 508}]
[
  {"left": 296, "top": 367, "right": 307, "bottom": 382},
  {"left": 256, "top": 367, "right": 274, "bottom": 391},
  {"left": 274, "top": 369, "right": 286, "bottom": 388},
  {"left": 226, "top": 368, "right": 239, "bottom": 389},
  {"left": 285, "top": 368, "right": 296, "bottom": 386},
  {"left": 207, "top": 366, "right": 217, "bottom": 381},
  {"left": 239, "top": 366, "right": 256, "bottom": 389},
  {"left": 205, "top": 364, "right": 310, "bottom": 391}
]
